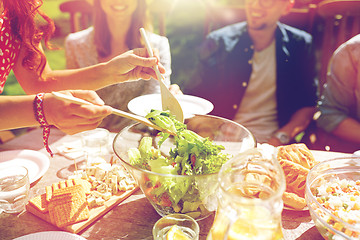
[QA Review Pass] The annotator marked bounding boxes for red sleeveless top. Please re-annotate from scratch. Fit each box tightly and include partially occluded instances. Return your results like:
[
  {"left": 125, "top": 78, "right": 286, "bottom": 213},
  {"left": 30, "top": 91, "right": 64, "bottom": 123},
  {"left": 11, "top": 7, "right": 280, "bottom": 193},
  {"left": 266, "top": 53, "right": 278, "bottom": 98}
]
[{"left": 0, "top": 11, "right": 21, "bottom": 93}]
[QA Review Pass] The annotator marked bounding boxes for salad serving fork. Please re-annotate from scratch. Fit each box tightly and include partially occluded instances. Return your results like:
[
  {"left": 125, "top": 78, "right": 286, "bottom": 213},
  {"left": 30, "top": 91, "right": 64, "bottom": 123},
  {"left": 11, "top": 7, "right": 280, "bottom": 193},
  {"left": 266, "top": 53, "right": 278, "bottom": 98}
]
[
  {"left": 51, "top": 91, "right": 175, "bottom": 135},
  {"left": 139, "top": 28, "right": 184, "bottom": 123}
]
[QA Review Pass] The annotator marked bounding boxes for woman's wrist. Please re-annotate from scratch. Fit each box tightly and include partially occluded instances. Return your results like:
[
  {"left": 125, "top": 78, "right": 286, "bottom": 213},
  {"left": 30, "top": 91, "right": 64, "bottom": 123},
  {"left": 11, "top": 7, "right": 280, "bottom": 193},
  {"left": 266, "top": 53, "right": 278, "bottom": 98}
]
[
  {"left": 33, "top": 93, "right": 50, "bottom": 126},
  {"left": 99, "top": 60, "right": 118, "bottom": 86},
  {"left": 33, "top": 93, "right": 53, "bottom": 157}
]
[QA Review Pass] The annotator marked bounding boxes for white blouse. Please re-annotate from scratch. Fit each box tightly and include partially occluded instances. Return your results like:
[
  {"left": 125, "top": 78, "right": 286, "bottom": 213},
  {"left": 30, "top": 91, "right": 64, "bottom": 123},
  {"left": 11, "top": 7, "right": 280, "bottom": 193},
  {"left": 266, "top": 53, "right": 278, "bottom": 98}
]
[{"left": 65, "top": 27, "right": 172, "bottom": 132}]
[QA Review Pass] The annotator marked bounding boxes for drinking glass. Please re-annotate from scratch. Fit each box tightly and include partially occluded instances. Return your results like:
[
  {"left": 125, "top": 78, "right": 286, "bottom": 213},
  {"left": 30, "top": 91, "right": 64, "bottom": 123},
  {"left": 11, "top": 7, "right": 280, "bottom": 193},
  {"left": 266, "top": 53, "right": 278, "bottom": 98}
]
[
  {"left": 81, "top": 128, "right": 111, "bottom": 166},
  {"left": 58, "top": 128, "right": 111, "bottom": 179},
  {"left": 153, "top": 213, "right": 200, "bottom": 240},
  {"left": 207, "top": 147, "right": 286, "bottom": 240},
  {"left": 0, "top": 166, "right": 30, "bottom": 214}
]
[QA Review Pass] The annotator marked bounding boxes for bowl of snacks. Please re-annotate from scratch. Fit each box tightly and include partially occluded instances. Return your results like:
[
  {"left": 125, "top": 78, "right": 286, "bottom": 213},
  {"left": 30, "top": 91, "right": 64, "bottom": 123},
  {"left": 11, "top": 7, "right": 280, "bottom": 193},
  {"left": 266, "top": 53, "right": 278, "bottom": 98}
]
[
  {"left": 113, "top": 111, "right": 256, "bottom": 220},
  {"left": 305, "top": 157, "right": 360, "bottom": 239}
]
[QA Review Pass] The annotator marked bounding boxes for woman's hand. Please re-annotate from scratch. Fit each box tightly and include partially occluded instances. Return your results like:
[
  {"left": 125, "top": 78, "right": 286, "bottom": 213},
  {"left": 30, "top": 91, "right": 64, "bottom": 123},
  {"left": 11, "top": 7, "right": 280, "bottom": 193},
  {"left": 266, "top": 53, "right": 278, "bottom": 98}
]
[
  {"left": 107, "top": 48, "right": 166, "bottom": 83},
  {"left": 43, "top": 90, "right": 112, "bottom": 135}
]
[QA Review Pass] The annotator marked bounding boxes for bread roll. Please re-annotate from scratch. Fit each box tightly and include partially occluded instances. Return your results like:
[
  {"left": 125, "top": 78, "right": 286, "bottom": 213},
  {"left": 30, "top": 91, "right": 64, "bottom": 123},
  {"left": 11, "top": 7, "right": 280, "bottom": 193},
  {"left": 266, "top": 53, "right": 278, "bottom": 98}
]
[
  {"left": 279, "top": 159, "right": 309, "bottom": 198},
  {"left": 283, "top": 191, "right": 307, "bottom": 210},
  {"left": 277, "top": 143, "right": 316, "bottom": 169}
]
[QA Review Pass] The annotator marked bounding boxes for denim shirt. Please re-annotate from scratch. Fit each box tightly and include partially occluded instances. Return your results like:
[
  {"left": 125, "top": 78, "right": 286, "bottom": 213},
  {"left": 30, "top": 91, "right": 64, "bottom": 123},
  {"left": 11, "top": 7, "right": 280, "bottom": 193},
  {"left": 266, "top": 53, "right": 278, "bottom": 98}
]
[
  {"left": 317, "top": 34, "right": 360, "bottom": 132},
  {"left": 188, "top": 22, "right": 318, "bottom": 128}
]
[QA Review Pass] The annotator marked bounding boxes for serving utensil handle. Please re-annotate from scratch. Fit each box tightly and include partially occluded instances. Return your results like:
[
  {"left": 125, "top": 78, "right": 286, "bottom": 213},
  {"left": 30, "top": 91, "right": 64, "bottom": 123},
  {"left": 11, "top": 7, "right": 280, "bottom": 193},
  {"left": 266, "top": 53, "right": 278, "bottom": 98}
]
[
  {"left": 51, "top": 92, "right": 172, "bottom": 134},
  {"left": 140, "top": 28, "right": 164, "bottom": 82}
]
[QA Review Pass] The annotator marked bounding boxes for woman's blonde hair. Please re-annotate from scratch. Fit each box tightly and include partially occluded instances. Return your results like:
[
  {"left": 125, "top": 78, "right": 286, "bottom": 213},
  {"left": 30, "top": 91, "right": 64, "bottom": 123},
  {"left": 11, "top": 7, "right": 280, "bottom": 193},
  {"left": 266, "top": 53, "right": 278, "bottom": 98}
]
[{"left": 93, "top": 0, "right": 153, "bottom": 58}]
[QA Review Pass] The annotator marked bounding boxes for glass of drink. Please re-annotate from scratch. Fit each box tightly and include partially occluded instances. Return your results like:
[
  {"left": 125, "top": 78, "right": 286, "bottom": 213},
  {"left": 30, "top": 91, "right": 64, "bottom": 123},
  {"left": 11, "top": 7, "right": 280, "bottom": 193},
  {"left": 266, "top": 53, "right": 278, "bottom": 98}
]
[
  {"left": 153, "top": 213, "right": 200, "bottom": 240},
  {"left": 207, "top": 147, "right": 286, "bottom": 240},
  {"left": 0, "top": 166, "right": 30, "bottom": 214}
]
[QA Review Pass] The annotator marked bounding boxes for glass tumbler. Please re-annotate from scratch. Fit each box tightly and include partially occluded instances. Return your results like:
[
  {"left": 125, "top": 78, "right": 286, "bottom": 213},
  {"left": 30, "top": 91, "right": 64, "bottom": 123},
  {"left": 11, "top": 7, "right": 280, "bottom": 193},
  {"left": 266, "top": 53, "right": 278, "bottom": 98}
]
[
  {"left": 81, "top": 128, "right": 110, "bottom": 165},
  {"left": 207, "top": 148, "right": 286, "bottom": 240},
  {"left": 0, "top": 166, "right": 30, "bottom": 214},
  {"left": 153, "top": 213, "right": 200, "bottom": 240}
]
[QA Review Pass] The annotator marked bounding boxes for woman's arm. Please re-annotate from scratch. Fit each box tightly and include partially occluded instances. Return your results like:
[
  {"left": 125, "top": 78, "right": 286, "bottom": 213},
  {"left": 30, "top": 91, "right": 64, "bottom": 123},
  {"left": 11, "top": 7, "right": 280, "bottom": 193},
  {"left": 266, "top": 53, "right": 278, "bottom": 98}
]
[
  {"left": 0, "top": 95, "right": 39, "bottom": 130},
  {"left": 13, "top": 45, "right": 164, "bottom": 94},
  {"left": 0, "top": 90, "right": 112, "bottom": 134}
]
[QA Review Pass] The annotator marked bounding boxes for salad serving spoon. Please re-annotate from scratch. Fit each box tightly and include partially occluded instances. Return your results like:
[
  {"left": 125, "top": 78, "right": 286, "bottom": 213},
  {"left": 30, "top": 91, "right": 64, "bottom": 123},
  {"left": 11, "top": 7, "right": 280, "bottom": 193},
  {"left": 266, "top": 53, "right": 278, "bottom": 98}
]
[
  {"left": 139, "top": 28, "right": 184, "bottom": 123},
  {"left": 51, "top": 91, "right": 175, "bottom": 135}
]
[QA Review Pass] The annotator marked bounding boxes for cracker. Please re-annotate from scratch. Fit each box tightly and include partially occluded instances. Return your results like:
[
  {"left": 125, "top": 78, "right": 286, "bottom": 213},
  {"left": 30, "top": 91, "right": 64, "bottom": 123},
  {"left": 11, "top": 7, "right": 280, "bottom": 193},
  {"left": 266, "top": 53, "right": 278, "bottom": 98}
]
[
  {"left": 66, "top": 179, "right": 74, "bottom": 187},
  {"left": 46, "top": 179, "right": 91, "bottom": 202},
  {"left": 73, "top": 178, "right": 91, "bottom": 194},
  {"left": 29, "top": 193, "right": 49, "bottom": 213},
  {"left": 59, "top": 181, "right": 67, "bottom": 189},
  {"left": 45, "top": 185, "right": 53, "bottom": 202},
  {"left": 48, "top": 185, "right": 89, "bottom": 227},
  {"left": 52, "top": 184, "right": 85, "bottom": 199},
  {"left": 49, "top": 197, "right": 89, "bottom": 227},
  {"left": 50, "top": 198, "right": 89, "bottom": 227},
  {"left": 52, "top": 182, "right": 60, "bottom": 191}
]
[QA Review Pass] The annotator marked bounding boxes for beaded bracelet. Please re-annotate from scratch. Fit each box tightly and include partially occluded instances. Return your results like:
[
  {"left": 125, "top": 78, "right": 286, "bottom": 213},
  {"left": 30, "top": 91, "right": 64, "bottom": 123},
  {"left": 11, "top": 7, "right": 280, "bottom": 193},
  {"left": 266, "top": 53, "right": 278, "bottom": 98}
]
[{"left": 33, "top": 93, "right": 53, "bottom": 157}]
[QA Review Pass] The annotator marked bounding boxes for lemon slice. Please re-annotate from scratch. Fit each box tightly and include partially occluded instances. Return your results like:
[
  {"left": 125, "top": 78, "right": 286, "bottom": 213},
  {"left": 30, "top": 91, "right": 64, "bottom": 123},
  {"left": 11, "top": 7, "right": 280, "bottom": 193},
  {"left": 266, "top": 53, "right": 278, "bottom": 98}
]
[
  {"left": 166, "top": 225, "right": 191, "bottom": 240},
  {"left": 228, "top": 208, "right": 282, "bottom": 240}
]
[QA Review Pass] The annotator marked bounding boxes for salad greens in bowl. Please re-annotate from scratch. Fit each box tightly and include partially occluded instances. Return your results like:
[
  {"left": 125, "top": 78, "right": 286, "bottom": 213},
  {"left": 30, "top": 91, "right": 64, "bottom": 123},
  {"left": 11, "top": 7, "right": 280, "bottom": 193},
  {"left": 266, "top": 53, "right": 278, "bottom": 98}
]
[{"left": 113, "top": 111, "right": 256, "bottom": 220}]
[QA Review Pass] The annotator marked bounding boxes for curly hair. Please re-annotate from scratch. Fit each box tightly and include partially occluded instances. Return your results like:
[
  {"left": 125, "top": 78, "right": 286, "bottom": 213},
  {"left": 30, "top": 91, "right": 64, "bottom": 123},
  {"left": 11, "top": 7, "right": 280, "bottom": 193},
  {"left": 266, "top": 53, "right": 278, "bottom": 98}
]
[{"left": 4, "top": 0, "right": 55, "bottom": 78}]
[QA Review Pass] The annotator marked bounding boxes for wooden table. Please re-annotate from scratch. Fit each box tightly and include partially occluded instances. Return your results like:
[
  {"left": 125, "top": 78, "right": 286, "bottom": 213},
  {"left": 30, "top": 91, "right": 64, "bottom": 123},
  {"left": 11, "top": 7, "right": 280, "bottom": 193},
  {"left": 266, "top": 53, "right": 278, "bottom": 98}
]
[{"left": 0, "top": 128, "right": 352, "bottom": 240}]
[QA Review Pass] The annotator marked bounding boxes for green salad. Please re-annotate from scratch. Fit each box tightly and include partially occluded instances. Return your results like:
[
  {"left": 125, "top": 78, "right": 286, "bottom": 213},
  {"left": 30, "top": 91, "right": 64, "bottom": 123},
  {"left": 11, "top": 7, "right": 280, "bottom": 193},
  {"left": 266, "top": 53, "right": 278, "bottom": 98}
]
[{"left": 127, "top": 110, "right": 230, "bottom": 216}]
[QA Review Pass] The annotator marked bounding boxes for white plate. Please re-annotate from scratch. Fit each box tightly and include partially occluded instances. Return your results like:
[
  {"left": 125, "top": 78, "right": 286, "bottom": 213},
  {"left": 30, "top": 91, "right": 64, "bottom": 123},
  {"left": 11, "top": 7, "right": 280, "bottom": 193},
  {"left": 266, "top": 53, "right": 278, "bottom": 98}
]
[
  {"left": 128, "top": 94, "right": 214, "bottom": 119},
  {"left": 0, "top": 149, "right": 50, "bottom": 184},
  {"left": 13, "top": 231, "right": 86, "bottom": 240}
]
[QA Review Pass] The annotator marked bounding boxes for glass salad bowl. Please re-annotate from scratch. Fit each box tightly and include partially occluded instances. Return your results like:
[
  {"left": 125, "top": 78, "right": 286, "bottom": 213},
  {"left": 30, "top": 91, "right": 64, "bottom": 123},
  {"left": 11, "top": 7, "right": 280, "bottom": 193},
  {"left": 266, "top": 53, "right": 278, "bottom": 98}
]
[
  {"left": 113, "top": 114, "right": 256, "bottom": 220},
  {"left": 305, "top": 157, "right": 360, "bottom": 240}
]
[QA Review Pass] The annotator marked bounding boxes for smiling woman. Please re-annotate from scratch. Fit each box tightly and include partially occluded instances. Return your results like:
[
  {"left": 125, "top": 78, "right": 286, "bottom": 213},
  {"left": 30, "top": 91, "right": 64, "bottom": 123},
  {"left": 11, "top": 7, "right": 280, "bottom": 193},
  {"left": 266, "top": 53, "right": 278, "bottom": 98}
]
[
  {"left": 64, "top": 0, "right": 173, "bottom": 132},
  {"left": 93, "top": 0, "right": 152, "bottom": 61}
]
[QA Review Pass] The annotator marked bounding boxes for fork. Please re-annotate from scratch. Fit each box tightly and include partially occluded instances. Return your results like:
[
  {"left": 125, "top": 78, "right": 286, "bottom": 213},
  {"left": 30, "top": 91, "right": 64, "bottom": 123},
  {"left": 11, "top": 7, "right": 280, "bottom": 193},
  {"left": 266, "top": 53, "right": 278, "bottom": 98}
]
[
  {"left": 139, "top": 28, "right": 184, "bottom": 123},
  {"left": 51, "top": 92, "right": 175, "bottom": 135}
]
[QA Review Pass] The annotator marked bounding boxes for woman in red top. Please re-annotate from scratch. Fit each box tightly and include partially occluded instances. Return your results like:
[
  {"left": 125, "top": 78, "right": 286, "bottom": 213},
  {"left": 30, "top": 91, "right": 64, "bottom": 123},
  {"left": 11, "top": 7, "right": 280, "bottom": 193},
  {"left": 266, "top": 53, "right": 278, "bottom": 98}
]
[
  {"left": 1, "top": 0, "right": 163, "bottom": 93},
  {"left": 0, "top": 0, "right": 164, "bottom": 153}
]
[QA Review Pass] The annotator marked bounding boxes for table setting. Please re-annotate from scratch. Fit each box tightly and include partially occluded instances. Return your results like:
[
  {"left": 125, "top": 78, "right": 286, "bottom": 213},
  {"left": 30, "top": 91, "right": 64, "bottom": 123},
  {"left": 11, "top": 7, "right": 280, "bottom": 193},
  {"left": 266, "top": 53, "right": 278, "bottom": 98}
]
[
  {"left": 0, "top": 115, "right": 358, "bottom": 240},
  {"left": 0, "top": 47, "right": 359, "bottom": 239}
]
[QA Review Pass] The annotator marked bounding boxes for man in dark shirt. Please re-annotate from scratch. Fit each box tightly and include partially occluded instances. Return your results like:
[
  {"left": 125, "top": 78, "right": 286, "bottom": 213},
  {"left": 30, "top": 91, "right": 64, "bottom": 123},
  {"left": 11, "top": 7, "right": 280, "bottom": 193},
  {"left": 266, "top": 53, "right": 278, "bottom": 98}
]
[{"left": 188, "top": 0, "right": 317, "bottom": 145}]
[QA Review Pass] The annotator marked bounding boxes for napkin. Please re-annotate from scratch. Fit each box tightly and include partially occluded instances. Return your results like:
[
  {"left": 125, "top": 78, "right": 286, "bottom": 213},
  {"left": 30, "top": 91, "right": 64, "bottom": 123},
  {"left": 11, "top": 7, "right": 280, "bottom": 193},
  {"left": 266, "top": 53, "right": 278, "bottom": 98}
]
[{"left": 56, "top": 140, "right": 85, "bottom": 160}]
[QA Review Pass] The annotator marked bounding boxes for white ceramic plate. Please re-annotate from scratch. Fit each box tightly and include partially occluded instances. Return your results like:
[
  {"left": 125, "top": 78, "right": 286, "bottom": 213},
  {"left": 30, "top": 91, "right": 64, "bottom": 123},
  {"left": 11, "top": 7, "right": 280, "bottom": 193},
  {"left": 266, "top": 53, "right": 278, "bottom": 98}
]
[
  {"left": 128, "top": 94, "right": 214, "bottom": 119},
  {"left": 13, "top": 231, "right": 86, "bottom": 240},
  {"left": 0, "top": 149, "right": 50, "bottom": 184}
]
